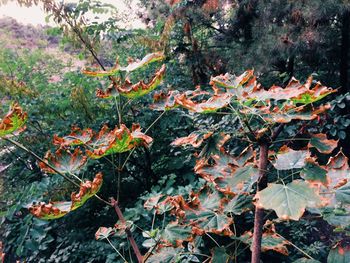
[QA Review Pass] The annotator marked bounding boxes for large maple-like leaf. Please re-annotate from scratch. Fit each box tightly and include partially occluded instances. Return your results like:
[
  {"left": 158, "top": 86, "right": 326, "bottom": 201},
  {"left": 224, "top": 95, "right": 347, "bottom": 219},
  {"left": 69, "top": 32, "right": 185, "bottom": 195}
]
[
  {"left": 147, "top": 247, "right": 181, "bottom": 263},
  {"left": 150, "top": 90, "right": 180, "bottom": 111},
  {"left": 53, "top": 126, "right": 93, "bottom": 147},
  {"left": 82, "top": 52, "right": 165, "bottom": 77},
  {"left": 327, "top": 242, "right": 350, "bottom": 263},
  {"left": 86, "top": 124, "right": 152, "bottom": 159},
  {"left": 161, "top": 222, "right": 192, "bottom": 246},
  {"left": 171, "top": 131, "right": 213, "bottom": 148},
  {"left": 300, "top": 158, "right": 328, "bottom": 186},
  {"left": 96, "top": 64, "right": 165, "bottom": 99},
  {"left": 175, "top": 87, "right": 232, "bottom": 113},
  {"left": 196, "top": 146, "right": 257, "bottom": 195},
  {"left": 239, "top": 222, "right": 289, "bottom": 255},
  {"left": 29, "top": 173, "right": 103, "bottom": 220},
  {"left": 308, "top": 133, "right": 338, "bottom": 154},
  {"left": 164, "top": 187, "right": 233, "bottom": 236},
  {"left": 272, "top": 146, "right": 309, "bottom": 170},
  {"left": 326, "top": 150, "right": 350, "bottom": 190},
  {"left": 0, "top": 103, "right": 27, "bottom": 137},
  {"left": 38, "top": 148, "right": 87, "bottom": 175},
  {"left": 255, "top": 180, "right": 324, "bottom": 220}
]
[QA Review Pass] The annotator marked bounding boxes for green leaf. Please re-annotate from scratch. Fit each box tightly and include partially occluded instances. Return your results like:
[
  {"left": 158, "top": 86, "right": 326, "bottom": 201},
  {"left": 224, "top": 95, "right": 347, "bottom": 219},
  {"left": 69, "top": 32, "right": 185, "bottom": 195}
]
[
  {"left": 211, "top": 247, "right": 230, "bottom": 263},
  {"left": 308, "top": 133, "right": 338, "bottom": 154},
  {"left": 273, "top": 146, "right": 309, "bottom": 170},
  {"left": 162, "top": 223, "right": 192, "bottom": 246},
  {"left": 301, "top": 159, "right": 328, "bottom": 185},
  {"left": 87, "top": 124, "right": 152, "bottom": 159},
  {"left": 322, "top": 207, "right": 350, "bottom": 228},
  {"left": 38, "top": 148, "right": 87, "bottom": 175},
  {"left": 147, "top": 247, "right": 181, "bottom": 263},
  {"left": 224, "top": 194, "right": 253, "bottom": 215},
  {"left": 335, "top": 183, "right": 350, "bottom": 204},
  {"left": 256, "top": 180, "right": 323, "bottom": 220},
  {"left": 293, "top": 258, "right": 321, "bottom": 263},
  {"left": 327, "top": 243, "right": 350, "bottom": 263},
  {"left": 214, "top": 164, "right": 259, "bottom": 195}
]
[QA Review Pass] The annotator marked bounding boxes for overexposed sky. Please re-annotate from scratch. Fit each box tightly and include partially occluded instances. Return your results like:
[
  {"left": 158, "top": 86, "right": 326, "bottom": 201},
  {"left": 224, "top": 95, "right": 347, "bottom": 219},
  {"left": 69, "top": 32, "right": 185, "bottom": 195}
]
[{"left": 0, "top": 0, "right": 144, "bottom": 28}]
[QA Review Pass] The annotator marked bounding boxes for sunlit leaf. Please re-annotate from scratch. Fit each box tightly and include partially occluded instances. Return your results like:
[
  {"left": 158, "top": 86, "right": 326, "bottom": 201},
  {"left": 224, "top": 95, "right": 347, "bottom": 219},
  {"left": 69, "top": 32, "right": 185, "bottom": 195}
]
[
  {"left": 120, "top": 52, "right": 165, "bottom": 72},
  {"left": 255, "top": 180, "right": 324, "bottom": 220},
  {"left": 175, "top": 87, "right": 232, "bottom": 113},
  {"left": 29, "top": 173, "right": 103, "bottom": 220},
  {"left": 144, "top": 194, "right": 164, "bottom": 211},
  {"left": 210, "top": 70, "right": 254, "bottom": 90},
  {"left": 117, "top": 64, "right": 166, "bottom": 99},
  {"left": 150, "top": 90, "right": 180, "bottom": 111},
  {"left": 171, "top": 131, "right": 213, "bottom": 148},
  {"left": 0, "top": 103, "right": 27, "bottom": 137},
  {"left": 82, "top": 52, "right": 165, "bottom": 77},
  {"left": 95, "top": 227, "right": 115, "bottom": 240},
  {"left": 38, "top": 148, "right": 87, "bottom": 174},
  {"left": 53, "top": 126, "right": 93, "bottom": 147},
  {"left": 86, "top": 124, "right": 152, "bottom": 159},
  {"left": 293, "top": 258, "right": 321, "bottom": 263},
  {"left": 308, "top": 133, "right": 338, "bottom": 154},
  {"left": 272, "top": 146, "right": 309, "bottom": 170}
]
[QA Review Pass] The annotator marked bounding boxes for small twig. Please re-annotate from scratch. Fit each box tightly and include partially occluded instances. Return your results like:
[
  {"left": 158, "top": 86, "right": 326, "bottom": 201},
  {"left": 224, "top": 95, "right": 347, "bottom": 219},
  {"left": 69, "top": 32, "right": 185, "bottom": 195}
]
[{"left": 106, "top": 237, "right": 128, "bottom": 262}]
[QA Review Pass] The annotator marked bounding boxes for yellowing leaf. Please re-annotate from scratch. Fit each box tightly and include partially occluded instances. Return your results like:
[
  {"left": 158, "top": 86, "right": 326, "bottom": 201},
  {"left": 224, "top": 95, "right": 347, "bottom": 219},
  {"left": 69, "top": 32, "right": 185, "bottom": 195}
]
[
  {"left": 171, "top": 131, "right": 213, "bottom": 148},
  {"left": 255, "top": 180, "right": 324, "bottom": 220},
  {"left": 308, "top": 133, "right": 338, "bottom": 154},
  {"left": 29, "top": 173, "right": 103, "bottom": 220},
  {"left": 53, "top": 126, "right": 93, "bottom": 147},
  {"left": 327, "top": 243, "right": 350, "bottom": 263},
  {"left": 82, "top": 52, "right": 165, "bottom": 77},
  {"left": 120, "top": 52, "right": 165, "bottom": 72},
  {"left": 86, "top": 124, "right": 152, "bottom": 159},
  {"left": 0, "top": 103, "right": 27, "bottom": 137}
]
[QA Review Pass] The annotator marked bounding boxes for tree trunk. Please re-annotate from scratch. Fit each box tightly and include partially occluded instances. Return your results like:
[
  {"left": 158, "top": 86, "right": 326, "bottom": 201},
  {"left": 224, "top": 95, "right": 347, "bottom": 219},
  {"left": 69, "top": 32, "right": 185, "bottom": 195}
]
[
  {"left": 251, "top": 142, "right": 269, "bottom": 263},
  {"left": 340, "top": 10, "right": 350, "bottom": 94}
]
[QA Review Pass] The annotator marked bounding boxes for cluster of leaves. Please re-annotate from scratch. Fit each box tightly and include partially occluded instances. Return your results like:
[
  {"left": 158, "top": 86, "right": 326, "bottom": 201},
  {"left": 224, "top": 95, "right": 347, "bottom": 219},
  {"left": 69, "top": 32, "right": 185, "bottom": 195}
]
[{"left": 2, "top": 0, "right": 350, "bottom": 262}]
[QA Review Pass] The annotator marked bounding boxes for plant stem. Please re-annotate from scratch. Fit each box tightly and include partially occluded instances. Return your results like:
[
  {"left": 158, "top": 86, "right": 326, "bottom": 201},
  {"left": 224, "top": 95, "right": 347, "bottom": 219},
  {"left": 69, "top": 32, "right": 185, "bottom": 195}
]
[
  {"left": 111, "top": 198, "right": 143, "bottom": 263},
  {"left": 3, "top": 137, "right": 80, "bottom": 187},
  {"left": 106, "top": 237, "right": 128, "bottom": 262},
  {"left": 251, "top": 142, "right": 269, "bottom": 263}
]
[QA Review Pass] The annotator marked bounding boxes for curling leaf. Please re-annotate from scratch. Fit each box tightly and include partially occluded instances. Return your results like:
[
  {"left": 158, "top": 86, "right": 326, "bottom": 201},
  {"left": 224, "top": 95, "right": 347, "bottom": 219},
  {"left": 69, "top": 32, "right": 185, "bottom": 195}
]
[
  {"left": 308, "top": 133, "right": 338, "bottom": 154},
  {"left": 0, "top": 103, "right": 27, "bottom": 137},
  {"left": 86, "top": 124, "right": 152, "bottom": 159},
  {"left": 29, "top": 173, "right": 103, "bottom": 220}
]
